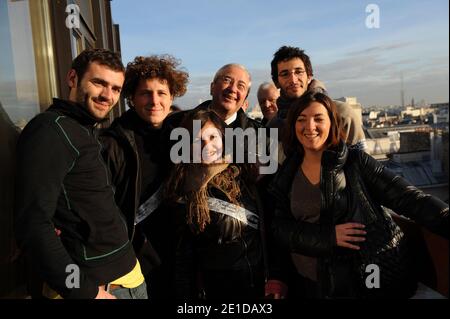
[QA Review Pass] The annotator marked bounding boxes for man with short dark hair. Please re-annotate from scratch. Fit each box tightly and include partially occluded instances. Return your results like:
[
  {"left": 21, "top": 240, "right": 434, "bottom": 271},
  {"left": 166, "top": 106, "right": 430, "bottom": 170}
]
[
  {"left": 269, "top": 45, "right": 366, "bottom": 151},
  {"left": 15, "top": 49, "right": 146, "bottom": 299}
]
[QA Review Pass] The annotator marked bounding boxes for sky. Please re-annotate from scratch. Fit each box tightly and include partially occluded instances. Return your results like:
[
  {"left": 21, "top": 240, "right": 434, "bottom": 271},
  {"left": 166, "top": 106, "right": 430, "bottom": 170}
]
[{"left": 111, "top": 0, "right": 449, "bottom": 110}]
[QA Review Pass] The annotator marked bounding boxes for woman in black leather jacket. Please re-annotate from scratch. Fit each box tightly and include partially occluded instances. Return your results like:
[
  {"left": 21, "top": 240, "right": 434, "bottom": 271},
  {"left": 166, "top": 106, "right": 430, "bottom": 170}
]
[
  {"left": 268, "top": 92, "right": 448, "bottom": 299},
  {"left": 166, "top": 109, "right": 266, "bottom": 300}
]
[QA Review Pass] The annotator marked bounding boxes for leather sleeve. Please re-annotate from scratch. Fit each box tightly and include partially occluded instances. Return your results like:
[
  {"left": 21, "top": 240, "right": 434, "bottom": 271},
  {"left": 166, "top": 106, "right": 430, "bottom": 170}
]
[{"left": 355, "top": 149, "right": 449, "bottom": 239}]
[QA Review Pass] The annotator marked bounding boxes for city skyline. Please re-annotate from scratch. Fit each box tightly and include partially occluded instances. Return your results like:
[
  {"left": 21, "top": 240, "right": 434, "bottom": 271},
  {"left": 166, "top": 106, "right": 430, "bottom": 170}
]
[{"left": 111, "top": 0, "right": 449, "bottom": 109}]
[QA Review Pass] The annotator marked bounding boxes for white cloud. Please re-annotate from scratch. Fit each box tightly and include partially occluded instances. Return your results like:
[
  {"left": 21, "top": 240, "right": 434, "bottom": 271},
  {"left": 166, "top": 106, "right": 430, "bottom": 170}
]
[{"left": 176, "top": 44, "right": 449, "bottom": 110}]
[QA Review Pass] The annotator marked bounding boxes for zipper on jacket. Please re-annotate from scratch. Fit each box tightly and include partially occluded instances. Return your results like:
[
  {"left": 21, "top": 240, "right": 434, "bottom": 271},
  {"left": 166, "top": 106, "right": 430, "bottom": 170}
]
[
  {"left": 121, "top": 127, "right": 142, "bottom": 242},
  {"left": 132, "top": 137, "right": 141, "bottom": 241},
  {"left": 95, "top": 129, "right": 129, "bottom": 232}
]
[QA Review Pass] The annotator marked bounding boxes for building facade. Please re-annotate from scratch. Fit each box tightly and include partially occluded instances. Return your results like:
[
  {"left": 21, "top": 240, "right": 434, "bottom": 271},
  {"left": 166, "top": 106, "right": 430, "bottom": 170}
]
[{"left": 0, "top": 0, "right": 124, "bottom": 128}]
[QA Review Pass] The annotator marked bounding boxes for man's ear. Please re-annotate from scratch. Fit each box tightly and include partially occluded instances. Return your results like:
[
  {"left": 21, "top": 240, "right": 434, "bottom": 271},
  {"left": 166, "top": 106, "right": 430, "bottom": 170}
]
[
  {"left": 210, "top": 82, "right": 214, "bottom": 96},
  {"left": 66, "top": 69, "right": 78, "bottom": 89},
  {"left": 307, "top": 76, "right": 313, "bottom": 85}
]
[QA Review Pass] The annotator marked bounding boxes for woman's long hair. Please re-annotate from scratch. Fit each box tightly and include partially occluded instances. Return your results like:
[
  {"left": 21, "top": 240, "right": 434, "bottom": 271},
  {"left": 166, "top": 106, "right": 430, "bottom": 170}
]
[
  {"left": 168, "top": 163, "right": 243, "bottom": 234},
  {"left": 166, "top": 109, "right": 246, "bottom": 233},
  {"left": 283, "top": 92, "right": 344, "bottom": 158}
]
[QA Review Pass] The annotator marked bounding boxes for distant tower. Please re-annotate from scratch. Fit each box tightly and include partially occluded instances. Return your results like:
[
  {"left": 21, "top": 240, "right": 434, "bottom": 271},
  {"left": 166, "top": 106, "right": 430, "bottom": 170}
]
[
  {"left": 400, "top": 73, "right": 405, "bottom": 108},
  {"left": 411, "top": 98, "right": 415, "bottom": 108}
]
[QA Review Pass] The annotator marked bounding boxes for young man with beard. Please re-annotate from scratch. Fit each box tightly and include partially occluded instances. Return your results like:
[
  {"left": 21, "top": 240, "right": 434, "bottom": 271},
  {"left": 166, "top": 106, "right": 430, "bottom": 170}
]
[
  {"left": 269, "top": 46, "right": 366, "bottom": 155},
  {"left": 15, "top": 49, "right": 146, "bottom": 299}
]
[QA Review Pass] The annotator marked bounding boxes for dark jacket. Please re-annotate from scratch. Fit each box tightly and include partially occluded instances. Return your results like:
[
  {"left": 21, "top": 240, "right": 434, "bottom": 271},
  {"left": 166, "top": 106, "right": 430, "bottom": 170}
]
[
  {"left": 100, "top": 109, "right": 164, "bottom": 276},
  {"left": 173, "top": 166, "right": 266, "bottom": 300},
  {"left": 14, "top": 99, "right": 136, "bottom": 299},
  {"left": 164, "top": 100, "right": 262, "bottom": 131},
  {"left": 268, "top": 141, "right": 449, "bottom": 298}
]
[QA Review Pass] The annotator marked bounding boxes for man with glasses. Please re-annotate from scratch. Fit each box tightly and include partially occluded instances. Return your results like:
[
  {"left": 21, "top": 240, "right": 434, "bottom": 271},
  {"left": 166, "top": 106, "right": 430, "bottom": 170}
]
[
  {"left": 162, "top": 63, "right": 263, "bottom": 165},
  {"left": 269, "top": 46, "right": 366, "bottom": 152},
  {"left": 167, "top": 63, "right": 258, "bottom": 128},
  {"left": 205, "top": 63, "right": 258, "bottom": 129}
]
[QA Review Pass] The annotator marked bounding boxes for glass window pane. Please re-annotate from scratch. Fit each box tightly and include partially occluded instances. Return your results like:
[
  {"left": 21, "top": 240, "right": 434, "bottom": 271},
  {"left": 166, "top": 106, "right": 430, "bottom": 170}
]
[{"left": 0, "top": 0, "right": 39, "bottom": 128}]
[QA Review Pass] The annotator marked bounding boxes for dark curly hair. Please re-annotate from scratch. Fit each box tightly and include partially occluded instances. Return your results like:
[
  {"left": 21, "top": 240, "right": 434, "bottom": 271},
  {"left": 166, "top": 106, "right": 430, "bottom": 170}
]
[
  {"left": 71, "top": 48, "right": 125, "bottom": 85},
  {"left": 122, "top": 55, "right": 189, "bottom": 107},
  {"left": 270, "top": 46, "right": 313, "bottom": 86}
]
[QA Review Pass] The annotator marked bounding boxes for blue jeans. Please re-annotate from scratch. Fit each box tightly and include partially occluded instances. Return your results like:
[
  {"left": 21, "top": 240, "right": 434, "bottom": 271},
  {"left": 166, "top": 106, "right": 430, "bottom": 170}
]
[{"left": 107, "top": 281, "right": 148, "bottom": 299}]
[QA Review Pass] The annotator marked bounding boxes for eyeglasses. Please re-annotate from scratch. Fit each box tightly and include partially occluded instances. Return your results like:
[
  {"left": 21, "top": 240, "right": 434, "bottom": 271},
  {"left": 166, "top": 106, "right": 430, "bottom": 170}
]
[
  {"left": 278, "top": 68, "right": 306, "bottom": 78},
  {"left": 218, "top": 75, "right": 248, "bottom": 93}
]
